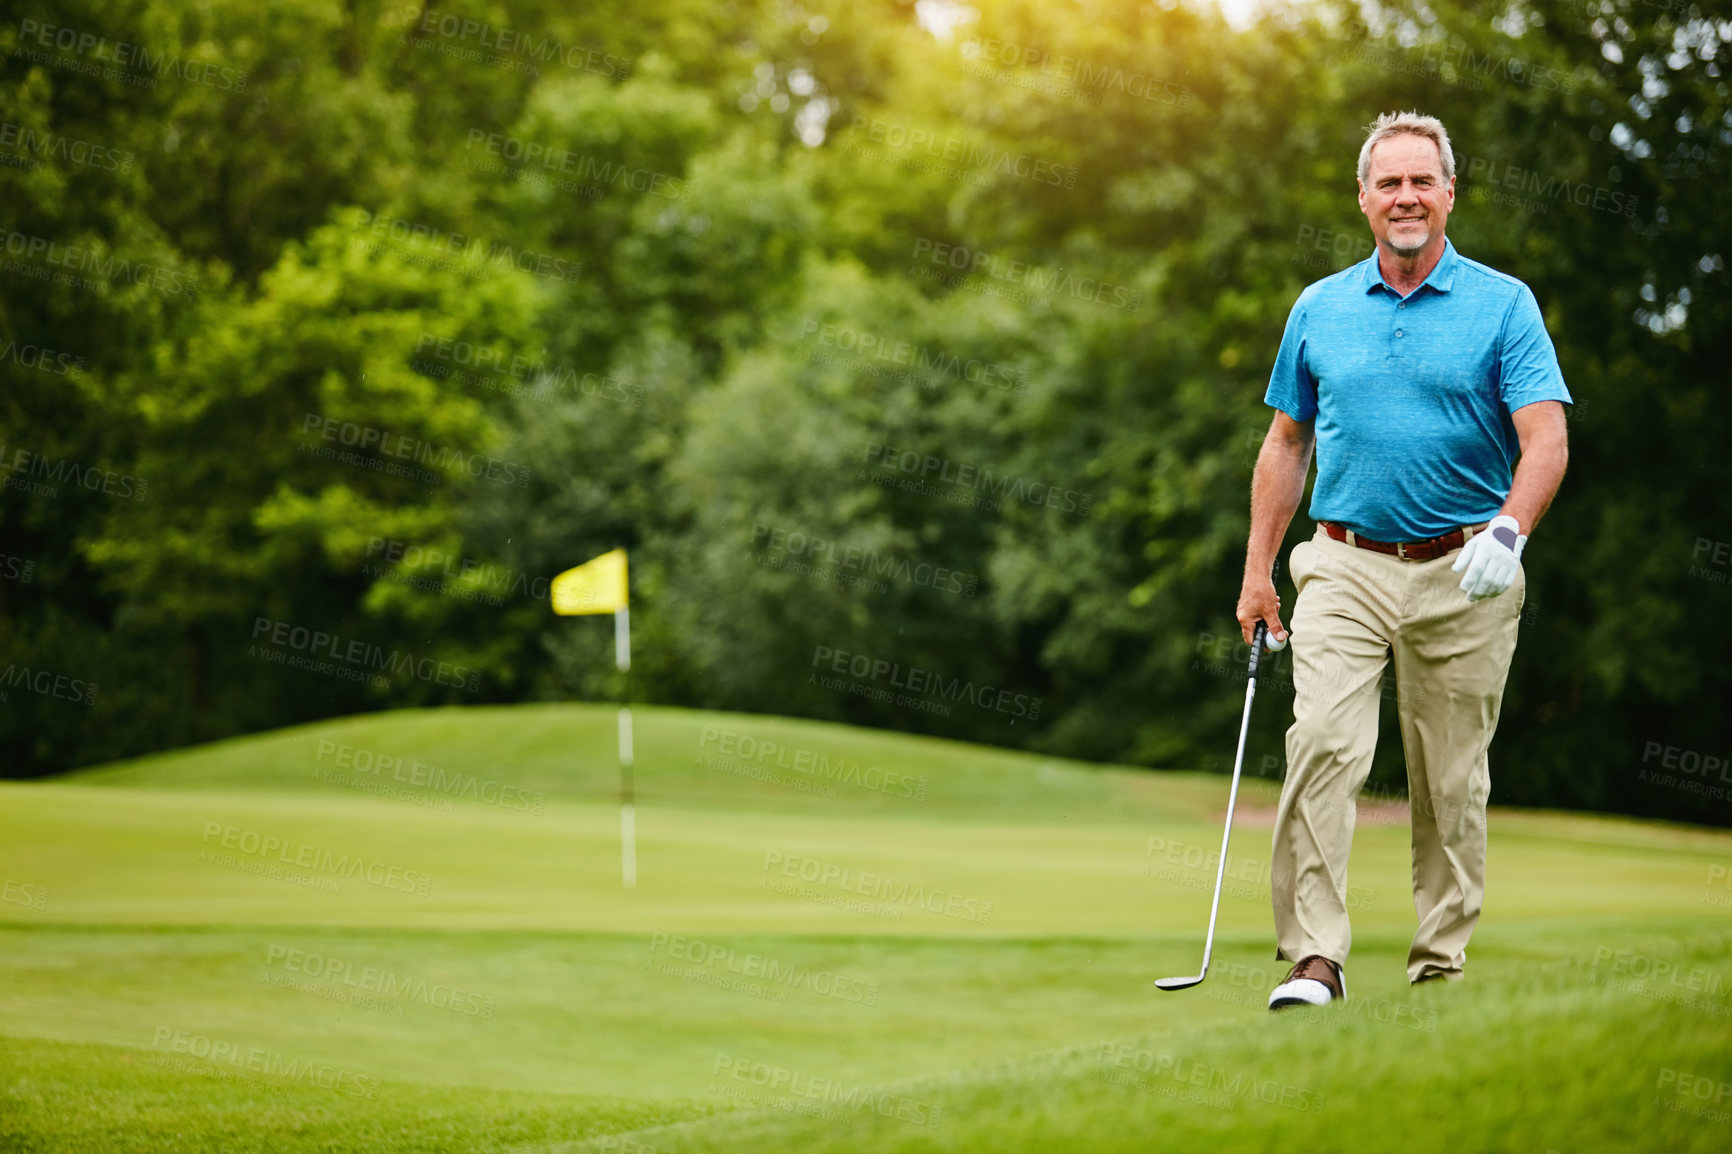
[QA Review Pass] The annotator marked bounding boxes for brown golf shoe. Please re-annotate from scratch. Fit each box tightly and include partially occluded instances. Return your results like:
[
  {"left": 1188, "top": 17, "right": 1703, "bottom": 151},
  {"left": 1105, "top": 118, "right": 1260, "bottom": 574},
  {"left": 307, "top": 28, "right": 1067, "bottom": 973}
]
[{"left": 1268, "top": 955, "right": 1345, "bottom": 1010}]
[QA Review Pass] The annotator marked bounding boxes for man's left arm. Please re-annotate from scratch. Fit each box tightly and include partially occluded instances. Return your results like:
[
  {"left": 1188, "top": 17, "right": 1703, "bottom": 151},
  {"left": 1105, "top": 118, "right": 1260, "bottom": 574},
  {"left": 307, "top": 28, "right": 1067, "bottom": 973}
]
[
  {"left": 1454, "top": 281, "right": 1573, "bottom": 600},
  {"left": 1455, "top": 401, "right": 1570, "bottom": 599},
  {"left": 1498, "top": 400, "right": 1569, "bottom": 536}
]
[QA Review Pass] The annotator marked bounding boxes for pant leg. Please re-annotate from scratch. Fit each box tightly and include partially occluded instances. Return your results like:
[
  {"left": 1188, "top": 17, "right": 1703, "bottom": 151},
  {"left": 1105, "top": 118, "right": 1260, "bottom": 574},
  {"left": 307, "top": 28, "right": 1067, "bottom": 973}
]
[
  {"left": 1271, "top": 530, "right": 1402, "bottom": 966},
  {"left": 1392, "top": 551, "right": 1525, "bottom": 982}
]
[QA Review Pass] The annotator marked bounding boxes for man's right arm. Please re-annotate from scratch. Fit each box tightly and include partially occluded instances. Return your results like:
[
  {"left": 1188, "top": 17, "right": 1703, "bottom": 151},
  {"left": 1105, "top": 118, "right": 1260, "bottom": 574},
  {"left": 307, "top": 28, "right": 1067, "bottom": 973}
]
[{"left": 1237, "top": 411, "right": 1314, "bottom": 645}]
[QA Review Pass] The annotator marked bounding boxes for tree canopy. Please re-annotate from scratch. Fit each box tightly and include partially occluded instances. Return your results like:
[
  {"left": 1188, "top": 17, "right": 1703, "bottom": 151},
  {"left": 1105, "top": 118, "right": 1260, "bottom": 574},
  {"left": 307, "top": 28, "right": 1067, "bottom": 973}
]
[{"left": 2, "top": 0, "right": 1727, "bottom": 824}]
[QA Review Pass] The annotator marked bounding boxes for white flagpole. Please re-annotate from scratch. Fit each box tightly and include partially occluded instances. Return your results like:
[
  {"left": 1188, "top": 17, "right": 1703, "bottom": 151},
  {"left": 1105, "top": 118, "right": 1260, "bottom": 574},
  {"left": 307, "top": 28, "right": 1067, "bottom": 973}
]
[
  {"left": 614, "top": 604, "right": 631, "bottom": 673},
  {"left": 616, "top": 607, "right": 635, "bottom": 890}
]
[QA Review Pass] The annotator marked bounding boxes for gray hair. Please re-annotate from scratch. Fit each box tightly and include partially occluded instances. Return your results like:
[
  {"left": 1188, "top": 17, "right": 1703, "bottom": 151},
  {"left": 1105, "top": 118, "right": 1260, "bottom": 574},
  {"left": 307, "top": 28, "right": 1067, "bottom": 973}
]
[{"left": 1357, "top": 111, "right": 1455, "bottom": 185}]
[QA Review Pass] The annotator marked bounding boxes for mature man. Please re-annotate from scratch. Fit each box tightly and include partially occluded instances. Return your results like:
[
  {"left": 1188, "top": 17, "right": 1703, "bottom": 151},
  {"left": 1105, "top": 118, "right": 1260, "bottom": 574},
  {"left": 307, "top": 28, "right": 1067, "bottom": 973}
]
[{"left": 1238, "top": 111, "right": 1571, "bottom": 1010}]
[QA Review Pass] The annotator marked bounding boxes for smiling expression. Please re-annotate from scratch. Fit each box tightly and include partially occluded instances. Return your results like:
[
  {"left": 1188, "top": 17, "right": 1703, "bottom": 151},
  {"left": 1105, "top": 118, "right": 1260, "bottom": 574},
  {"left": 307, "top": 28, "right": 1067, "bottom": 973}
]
[{"left": 1358, "top": 133, "right": 1455, "bottom": 259}]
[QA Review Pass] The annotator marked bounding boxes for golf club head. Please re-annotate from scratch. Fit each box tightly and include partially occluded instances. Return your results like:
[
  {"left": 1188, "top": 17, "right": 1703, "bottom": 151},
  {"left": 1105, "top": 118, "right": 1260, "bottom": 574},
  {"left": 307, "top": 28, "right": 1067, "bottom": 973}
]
[{"left": 1153, "top": 974, "right": 1204, "bottom": 991}]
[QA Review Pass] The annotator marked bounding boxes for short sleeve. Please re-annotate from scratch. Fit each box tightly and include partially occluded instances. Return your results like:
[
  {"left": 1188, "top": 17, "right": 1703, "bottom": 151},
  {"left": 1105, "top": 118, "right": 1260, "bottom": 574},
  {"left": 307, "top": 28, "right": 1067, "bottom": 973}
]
[
  {"left": 1498, "top": 285, "right": 1573, "bottom": 412},
  {"left": 1264, "top": 298, "right": 1317, "bottom": 422}
]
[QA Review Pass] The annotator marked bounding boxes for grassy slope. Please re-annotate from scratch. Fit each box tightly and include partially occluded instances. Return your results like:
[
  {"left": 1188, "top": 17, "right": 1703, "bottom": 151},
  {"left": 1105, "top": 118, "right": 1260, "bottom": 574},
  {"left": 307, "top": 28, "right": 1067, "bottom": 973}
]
[
  {"left": 55, "top": 702, "right": 1250, "bottom": 820},
  {"left": 3, "top": 703, "right": 1731, "bottom": 1152}
]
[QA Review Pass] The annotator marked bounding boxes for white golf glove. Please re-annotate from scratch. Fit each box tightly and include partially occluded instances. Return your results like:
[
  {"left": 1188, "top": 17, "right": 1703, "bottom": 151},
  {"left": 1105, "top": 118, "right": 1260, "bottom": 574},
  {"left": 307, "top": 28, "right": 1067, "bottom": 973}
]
[{"left": 1451, "top": 515, "right": 1526, "bottom": 601}]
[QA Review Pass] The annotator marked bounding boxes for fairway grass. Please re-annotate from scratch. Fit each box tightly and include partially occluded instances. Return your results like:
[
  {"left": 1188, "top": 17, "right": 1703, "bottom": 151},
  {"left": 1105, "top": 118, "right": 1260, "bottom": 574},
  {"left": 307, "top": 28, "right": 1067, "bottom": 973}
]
[{"left": 3, "top": 704, "right": 1731, "bottom": 1151}]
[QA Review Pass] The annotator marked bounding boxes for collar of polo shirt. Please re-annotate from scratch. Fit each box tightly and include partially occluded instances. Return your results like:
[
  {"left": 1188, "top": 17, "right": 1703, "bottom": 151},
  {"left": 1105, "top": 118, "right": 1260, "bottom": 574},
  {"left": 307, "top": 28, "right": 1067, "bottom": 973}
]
[{"left": 1361, "top": 237, "right": 1460, "bottom": 298}]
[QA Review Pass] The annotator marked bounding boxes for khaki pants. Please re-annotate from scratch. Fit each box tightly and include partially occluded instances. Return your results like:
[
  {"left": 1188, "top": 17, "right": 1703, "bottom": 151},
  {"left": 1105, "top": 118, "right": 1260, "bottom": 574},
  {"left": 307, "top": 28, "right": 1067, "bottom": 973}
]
[{"left": 1271, "top": 523, "right": 1525, "bottom": 983}]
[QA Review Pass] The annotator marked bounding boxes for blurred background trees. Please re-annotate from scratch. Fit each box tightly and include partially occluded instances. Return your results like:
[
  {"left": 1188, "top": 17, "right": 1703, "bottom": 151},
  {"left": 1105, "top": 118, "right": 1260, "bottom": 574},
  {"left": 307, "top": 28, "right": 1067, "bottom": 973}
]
[{"left": 2, "top": 0, "right": 1727, "bottom": 823}]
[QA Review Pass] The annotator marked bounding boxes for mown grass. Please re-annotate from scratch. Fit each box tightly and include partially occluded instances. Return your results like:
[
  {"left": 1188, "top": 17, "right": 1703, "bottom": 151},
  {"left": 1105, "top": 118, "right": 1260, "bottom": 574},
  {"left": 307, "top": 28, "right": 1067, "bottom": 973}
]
[{"left": 3, "top": 703, "right": 1729, "bottom": 1151}]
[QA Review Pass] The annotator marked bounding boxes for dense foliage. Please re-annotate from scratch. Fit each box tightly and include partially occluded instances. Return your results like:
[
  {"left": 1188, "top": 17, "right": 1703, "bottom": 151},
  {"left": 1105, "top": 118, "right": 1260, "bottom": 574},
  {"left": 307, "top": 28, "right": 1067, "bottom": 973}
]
[{"left": 2, "top": 0, "right": 1728, "bottom": 823}]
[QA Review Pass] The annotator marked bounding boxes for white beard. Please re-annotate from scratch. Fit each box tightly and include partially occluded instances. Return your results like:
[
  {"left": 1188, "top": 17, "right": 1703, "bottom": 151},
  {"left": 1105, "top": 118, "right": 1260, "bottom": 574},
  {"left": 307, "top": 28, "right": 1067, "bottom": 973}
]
[{"left": 1386, "top": 221, "right": 1432, "bottom": 256}]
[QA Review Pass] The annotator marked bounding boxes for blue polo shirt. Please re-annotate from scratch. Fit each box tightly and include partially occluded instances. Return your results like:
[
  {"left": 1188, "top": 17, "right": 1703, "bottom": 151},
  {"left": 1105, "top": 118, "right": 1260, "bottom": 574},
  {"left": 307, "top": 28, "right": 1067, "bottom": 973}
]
[{"left": 1265, "top": 239, "right": 1572, "bottom": 541}]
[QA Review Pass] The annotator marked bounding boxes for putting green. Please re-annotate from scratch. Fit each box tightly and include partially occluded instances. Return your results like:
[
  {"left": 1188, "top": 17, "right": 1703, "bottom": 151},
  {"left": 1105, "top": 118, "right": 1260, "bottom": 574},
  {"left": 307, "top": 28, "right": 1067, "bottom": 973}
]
[{"left": 2, "top": 704, "right": 1730, "bottom": 1151}]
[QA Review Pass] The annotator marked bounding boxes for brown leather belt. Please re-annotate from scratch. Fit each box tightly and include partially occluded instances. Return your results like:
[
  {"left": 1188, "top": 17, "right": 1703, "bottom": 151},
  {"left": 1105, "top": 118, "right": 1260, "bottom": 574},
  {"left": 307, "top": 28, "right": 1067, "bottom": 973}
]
[{"left": 1320, "top": 520, "right": 1489, "bottom": 562}]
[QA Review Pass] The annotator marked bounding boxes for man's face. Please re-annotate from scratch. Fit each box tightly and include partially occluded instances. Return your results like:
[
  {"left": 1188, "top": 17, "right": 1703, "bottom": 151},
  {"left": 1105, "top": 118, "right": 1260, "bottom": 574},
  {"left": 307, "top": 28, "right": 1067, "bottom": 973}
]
[{"left": 1358, "top": 134, "right": 1454, "bottom": 257}]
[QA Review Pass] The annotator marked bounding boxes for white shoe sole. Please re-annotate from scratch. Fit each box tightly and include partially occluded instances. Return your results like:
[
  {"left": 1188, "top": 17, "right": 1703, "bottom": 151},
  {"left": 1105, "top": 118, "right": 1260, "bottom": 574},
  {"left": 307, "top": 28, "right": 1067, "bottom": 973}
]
[{"left": 1267, "top": 973, "right": 1344, "bottom": 1010}]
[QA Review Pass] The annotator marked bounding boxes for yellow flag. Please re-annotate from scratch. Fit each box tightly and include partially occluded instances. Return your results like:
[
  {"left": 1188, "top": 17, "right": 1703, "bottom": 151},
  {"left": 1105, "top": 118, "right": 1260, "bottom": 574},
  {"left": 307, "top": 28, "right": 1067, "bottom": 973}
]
[{"left": 552, "top": 548, "right": 628, "bottom": 616}]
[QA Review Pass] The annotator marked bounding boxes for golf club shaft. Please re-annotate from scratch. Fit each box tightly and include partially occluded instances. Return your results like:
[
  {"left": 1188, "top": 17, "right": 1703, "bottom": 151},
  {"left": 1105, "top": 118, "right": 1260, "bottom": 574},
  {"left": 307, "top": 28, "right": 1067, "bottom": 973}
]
[
  {"left": 1157, "top": 561, "right": 1277, "bottom": 991},
  {"left": 1198, "top": 645, "right": 1260, "bottom": 977}
]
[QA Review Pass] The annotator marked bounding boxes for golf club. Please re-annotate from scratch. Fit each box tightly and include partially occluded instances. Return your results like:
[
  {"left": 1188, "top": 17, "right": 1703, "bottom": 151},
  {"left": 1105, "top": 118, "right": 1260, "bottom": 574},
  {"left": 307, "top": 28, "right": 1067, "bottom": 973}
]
[{"left": 1154, "top": 604, "right": 1275, "bottom": 992}]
